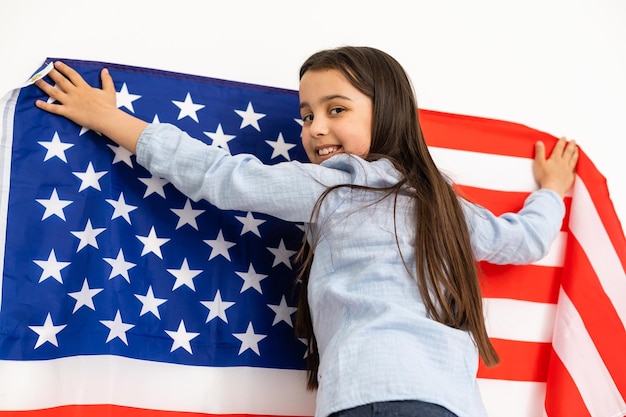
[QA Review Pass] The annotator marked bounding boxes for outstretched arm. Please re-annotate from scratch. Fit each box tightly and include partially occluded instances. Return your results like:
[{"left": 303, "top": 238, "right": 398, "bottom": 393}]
[
  {"left": 35, "top": 61, "right": 147, "bottom": 154},
  {"left": 533, "top": 137, "right": 579, "bottom": 198}
]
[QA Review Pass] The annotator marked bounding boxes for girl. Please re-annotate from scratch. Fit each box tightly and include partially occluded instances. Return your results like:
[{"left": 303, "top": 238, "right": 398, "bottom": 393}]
[{"left": 35, "top": 46, "right": 578, "bottom": 417}]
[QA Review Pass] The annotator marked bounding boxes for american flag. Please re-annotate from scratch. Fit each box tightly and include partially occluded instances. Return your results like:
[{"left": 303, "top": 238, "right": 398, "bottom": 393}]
[{"left": 0, "top": 59, "right": 624, "bottom": 417}]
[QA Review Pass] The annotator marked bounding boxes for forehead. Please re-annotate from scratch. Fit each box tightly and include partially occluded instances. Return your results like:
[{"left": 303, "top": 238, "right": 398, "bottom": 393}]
[{"left": 299, "top": 69, "right": 358, "bottom": 102}]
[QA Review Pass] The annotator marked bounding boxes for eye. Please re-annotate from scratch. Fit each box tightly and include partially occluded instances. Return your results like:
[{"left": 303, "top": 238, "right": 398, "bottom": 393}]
[
  {"left": 330, "top": 107, "right": 345, "bottom": 116},
  {"left": 301, "top": 114, "right": 313, "bottom": 123}
]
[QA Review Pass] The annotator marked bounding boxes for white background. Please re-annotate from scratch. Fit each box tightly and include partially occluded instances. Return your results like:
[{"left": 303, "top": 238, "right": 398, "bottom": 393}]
[{"left": 1, "top": 0, "right": 624, "bottom": 235}]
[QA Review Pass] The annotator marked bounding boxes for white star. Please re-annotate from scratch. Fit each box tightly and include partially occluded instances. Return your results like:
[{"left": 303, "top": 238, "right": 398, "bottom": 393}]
[
  {"left": 71, "top": 219, "right": 106, "bottom": 252},
  {"left": 203, "top": 124, "right": 236, "bottom": 153},
  {"left": 72, "top": 162, "right": 108, "bottom": 192},
  {"left": 33, "top": 249, "right": 71, "bottom": 283},
  {"left": 268, "top": 296, "right": 298, "bottom": 327},
  {"left": 234, "top": 212, "right": 266, "bottom": 237},
  {"left": 165, "top": 320, "right": 200, "bottom": 354},
  {"left": 171, "top": 199, "right": 205, "bottom": 230},
  {"left": 152, "top": 114, "right": 161, "bottom": 123},
  {"left": 294, "top": 117, "right": 303, "bottom": 133},
  {"left": 78, "top": 126, "right": 99, "bottom": 136},
  {"left": 29, "top": 313, "right": 67, "bottom": 349},
  {"left": 38, "top": 132, "right": 74, "bottom": 162},
  {"left": 116, "top": 83, "right": 141, "bottom": 113},
  {"left": 266, "top": 133, "right": 296, "bottom": 161},
  {"left": 107, "top": 143, "right": 134, "bottom": 167},
  {"left": 234, "top": 102, "right": 265, "bottom": 131},
  {"left": 172, "top": 92, "right": 205, "bottom": 122},
  {"left": 298, "top": 337, "right": 310, "bottom": 359},
  {"left": 233, "top": 322, "right": 267, "bottom": 355},
  {"left": 204, "top": 230, "right": 236, "bottom": 261},
  {"left": 103, "top": 248, "right": 137, "bottom": 282},
  {"left": 138, "top": 175, "right": 169, "bottom": 198},
  {"left": 267, "top": 239, "right": 297, "bottom": 269},
  {"left": 100, "top": 310, "right": 135, "bottom": 345},
  {"left": 136, "top": 226, "right": 170, "bottom": 259},
  {"left": 106, "top": 192, "right": 137, "bottom": 224},
  {"left": 235, "top": 263, "right": 268, "bottom": 294},
  {"left": 135, "top": 286, "right": 167, "bottom": 319},
  {"left": 36, "top": 188, "right": 73, "bottom": 221},
  {"left": 200, "top": 290, "right": 235, "bottom": 323},
  {"left": 167, "top": 258, "right": 203, "bottom": 291},
  {"left": 68, "top": 279, "right": 103, "bottom": 313}
]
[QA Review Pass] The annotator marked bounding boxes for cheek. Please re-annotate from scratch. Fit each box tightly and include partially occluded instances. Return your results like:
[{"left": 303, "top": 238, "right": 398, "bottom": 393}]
[{"left": 301, "top": 136, "right": 315, "bottom": 161}]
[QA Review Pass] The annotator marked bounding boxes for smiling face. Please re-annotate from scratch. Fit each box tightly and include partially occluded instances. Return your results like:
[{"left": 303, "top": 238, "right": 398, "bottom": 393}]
[{"left": 298, "top": 69, "right": 373, "bottom": 164}]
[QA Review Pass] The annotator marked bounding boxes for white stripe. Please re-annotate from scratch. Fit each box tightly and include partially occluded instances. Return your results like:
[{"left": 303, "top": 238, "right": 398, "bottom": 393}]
[
  {"left": 430, "top": 147, "right": 537, "bottom": 192},
  {"left": 478, "top": 378, "right": 546, "bottom": 417},
  {"left": 532, "top": 231, "right": 566, "bottom": 267},
  {"left": 19, "top": 62, "right": 54, "bottom": 88},
  {"left": 483, "top": 298, "right": 555, "bottom": 343},
  {"left": 569, "top": 176, "right": 626, "bottom": 328},
  {"left": 0, "top": 88, "right": 20, "bottom": 313},
  {"left": 430, "top": 145, "right": 571, "bottom": 193},
  {"left": 552, "top": 289, "right": 626, "bottom": 417},
  {"left": 0, "top": 356, "right": 317, "bottom": 415}
]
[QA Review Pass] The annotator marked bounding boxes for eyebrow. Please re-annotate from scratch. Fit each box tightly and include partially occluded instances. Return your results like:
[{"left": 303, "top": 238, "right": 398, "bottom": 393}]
[{"left": 299, "top": 94, "right": 352, "bottom": 110}]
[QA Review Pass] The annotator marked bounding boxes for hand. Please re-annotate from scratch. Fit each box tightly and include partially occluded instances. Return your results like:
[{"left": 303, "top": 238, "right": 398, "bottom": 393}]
[
  {"left": 34, "top": 61, "right": 147, "bottom": 154},
  {"left": 35, "top": 61, "right": 118, "bottom": 133},
  {"left": 533, "top": 137, "right": 579, "bottom": 198}
]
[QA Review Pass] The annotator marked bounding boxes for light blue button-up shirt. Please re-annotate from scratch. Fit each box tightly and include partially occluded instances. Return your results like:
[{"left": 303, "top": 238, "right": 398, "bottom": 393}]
[{"left": 136, "top": 123, "right": 565, "bottom": 417}]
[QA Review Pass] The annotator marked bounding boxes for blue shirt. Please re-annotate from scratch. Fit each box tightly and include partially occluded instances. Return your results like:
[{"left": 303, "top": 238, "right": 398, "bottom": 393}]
[{"left": 136, "top": 123, "right": 565, "bottom": 417}]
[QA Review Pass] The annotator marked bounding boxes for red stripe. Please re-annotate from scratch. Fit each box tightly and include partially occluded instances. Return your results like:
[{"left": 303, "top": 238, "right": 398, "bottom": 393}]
[
  {"left": 545, "top": 352, "right": 591, "bottom": 417},
  {"left": 421, "top": 108, "right": 559, "bottom": 158},
  {"left": 455, "top": 186, "right": 531, "bottom": 214},
  {"left": 478, "top": 339, "right": 551, "bottom": 382},
  {"left": 479, "top": 262, "right": 561, "bottom": 304},
  {"left": 561, "top": 236, "right": 626, "bottom": 395},
  {"left": 0, "top": 405, "right": 306, "bottom": 417}
]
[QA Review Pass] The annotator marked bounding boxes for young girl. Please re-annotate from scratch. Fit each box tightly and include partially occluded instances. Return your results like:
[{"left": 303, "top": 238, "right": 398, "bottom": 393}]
[{"left": 35, "top": 46, "right": 578, "bottom": 417}]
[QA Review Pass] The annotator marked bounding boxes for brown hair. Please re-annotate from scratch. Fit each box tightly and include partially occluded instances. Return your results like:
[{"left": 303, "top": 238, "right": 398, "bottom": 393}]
[{"left": 295, "top": 46, "right": 499, "bottom": 389}]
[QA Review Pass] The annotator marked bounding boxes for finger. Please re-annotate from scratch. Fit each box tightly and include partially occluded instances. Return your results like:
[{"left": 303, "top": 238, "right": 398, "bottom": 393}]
[
  {"left": 34, "top": 78, "right": 67, "bottom": 102},
  {"left": 534, "top": 141, "right": 546, "bottom": 161},
  {"left": 566, "top": 141, "right": 579, "bottom": 165},
  {"left": 54, "top": 61, "right": 89, "bottom": 88},
  {"left": 35, "top": 99, "right": 67, "bottom": 117},
  {"left": 100, "top": 68, "right": 115, "bottom": 94},
  {"left": 549, "top": 138, "right": 567, "bottom": 159},
  {"left": 564, "top": 139, "right": 577, "bottom": 153},
  {"left": 46, "top": 68, "right": 75, "bottom": 92}
]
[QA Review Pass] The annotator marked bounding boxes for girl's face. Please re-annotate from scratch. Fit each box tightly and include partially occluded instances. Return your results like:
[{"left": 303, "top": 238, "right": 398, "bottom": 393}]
[{"left": 298, "top": 69, "right": 373, "bottom": 164}]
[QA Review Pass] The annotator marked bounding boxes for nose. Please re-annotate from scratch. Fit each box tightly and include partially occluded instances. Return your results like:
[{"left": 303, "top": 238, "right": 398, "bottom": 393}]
[{"left": 309, "top": 116, "right": 328, "bottom": 138}]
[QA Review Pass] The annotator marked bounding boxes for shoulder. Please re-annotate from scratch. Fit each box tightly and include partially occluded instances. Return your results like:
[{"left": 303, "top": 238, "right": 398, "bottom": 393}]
[{"left": 320, "top": 154, "right": 402, "bottom": 186}]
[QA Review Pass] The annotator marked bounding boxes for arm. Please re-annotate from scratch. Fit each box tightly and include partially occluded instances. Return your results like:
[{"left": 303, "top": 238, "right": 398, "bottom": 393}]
[
  {"left": 464, "top": 189, "right": 565, "bottom": 264},
  {"left": 136, "top": 123, "right": 334, "bottom": 222},
  {"left": 465, "top": 137, "right": 579, "bottom": 264},
  {"left": 34, "top": 61, "right": 146, "bottom": 154}
]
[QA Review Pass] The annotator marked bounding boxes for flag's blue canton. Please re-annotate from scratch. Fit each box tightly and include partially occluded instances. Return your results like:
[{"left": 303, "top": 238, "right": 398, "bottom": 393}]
[{"left": 0, "top": 59, "right": 309, "bottom": 370}]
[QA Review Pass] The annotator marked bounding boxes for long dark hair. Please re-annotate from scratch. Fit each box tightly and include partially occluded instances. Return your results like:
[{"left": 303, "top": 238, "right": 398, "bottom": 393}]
[{"left": 295, "top": 46, "right": 499, "bottom": 389}]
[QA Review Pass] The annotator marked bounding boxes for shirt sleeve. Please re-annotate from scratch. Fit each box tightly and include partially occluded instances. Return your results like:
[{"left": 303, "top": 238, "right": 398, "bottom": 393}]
[
  {"left": 135, "top": 123, "right": 349, "bottom": 223},
  {"left": 462, "top": 189, "right": 565, "bottom": 264}
]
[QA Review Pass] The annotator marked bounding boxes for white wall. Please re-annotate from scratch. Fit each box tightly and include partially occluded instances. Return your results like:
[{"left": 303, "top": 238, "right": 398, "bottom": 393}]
[{"left": 1, "top": 0, "right": 624, "bottom": 234}]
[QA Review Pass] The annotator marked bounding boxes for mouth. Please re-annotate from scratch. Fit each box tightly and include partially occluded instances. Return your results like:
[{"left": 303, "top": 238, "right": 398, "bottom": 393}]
[{"left": 317, "top": 145, "right": 342, "bottom": 157}]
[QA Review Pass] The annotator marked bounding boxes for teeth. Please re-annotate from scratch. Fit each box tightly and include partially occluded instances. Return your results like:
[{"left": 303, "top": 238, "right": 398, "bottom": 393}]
[{"left": 318, "top": 146, "right": 338, "bottom": 156}]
